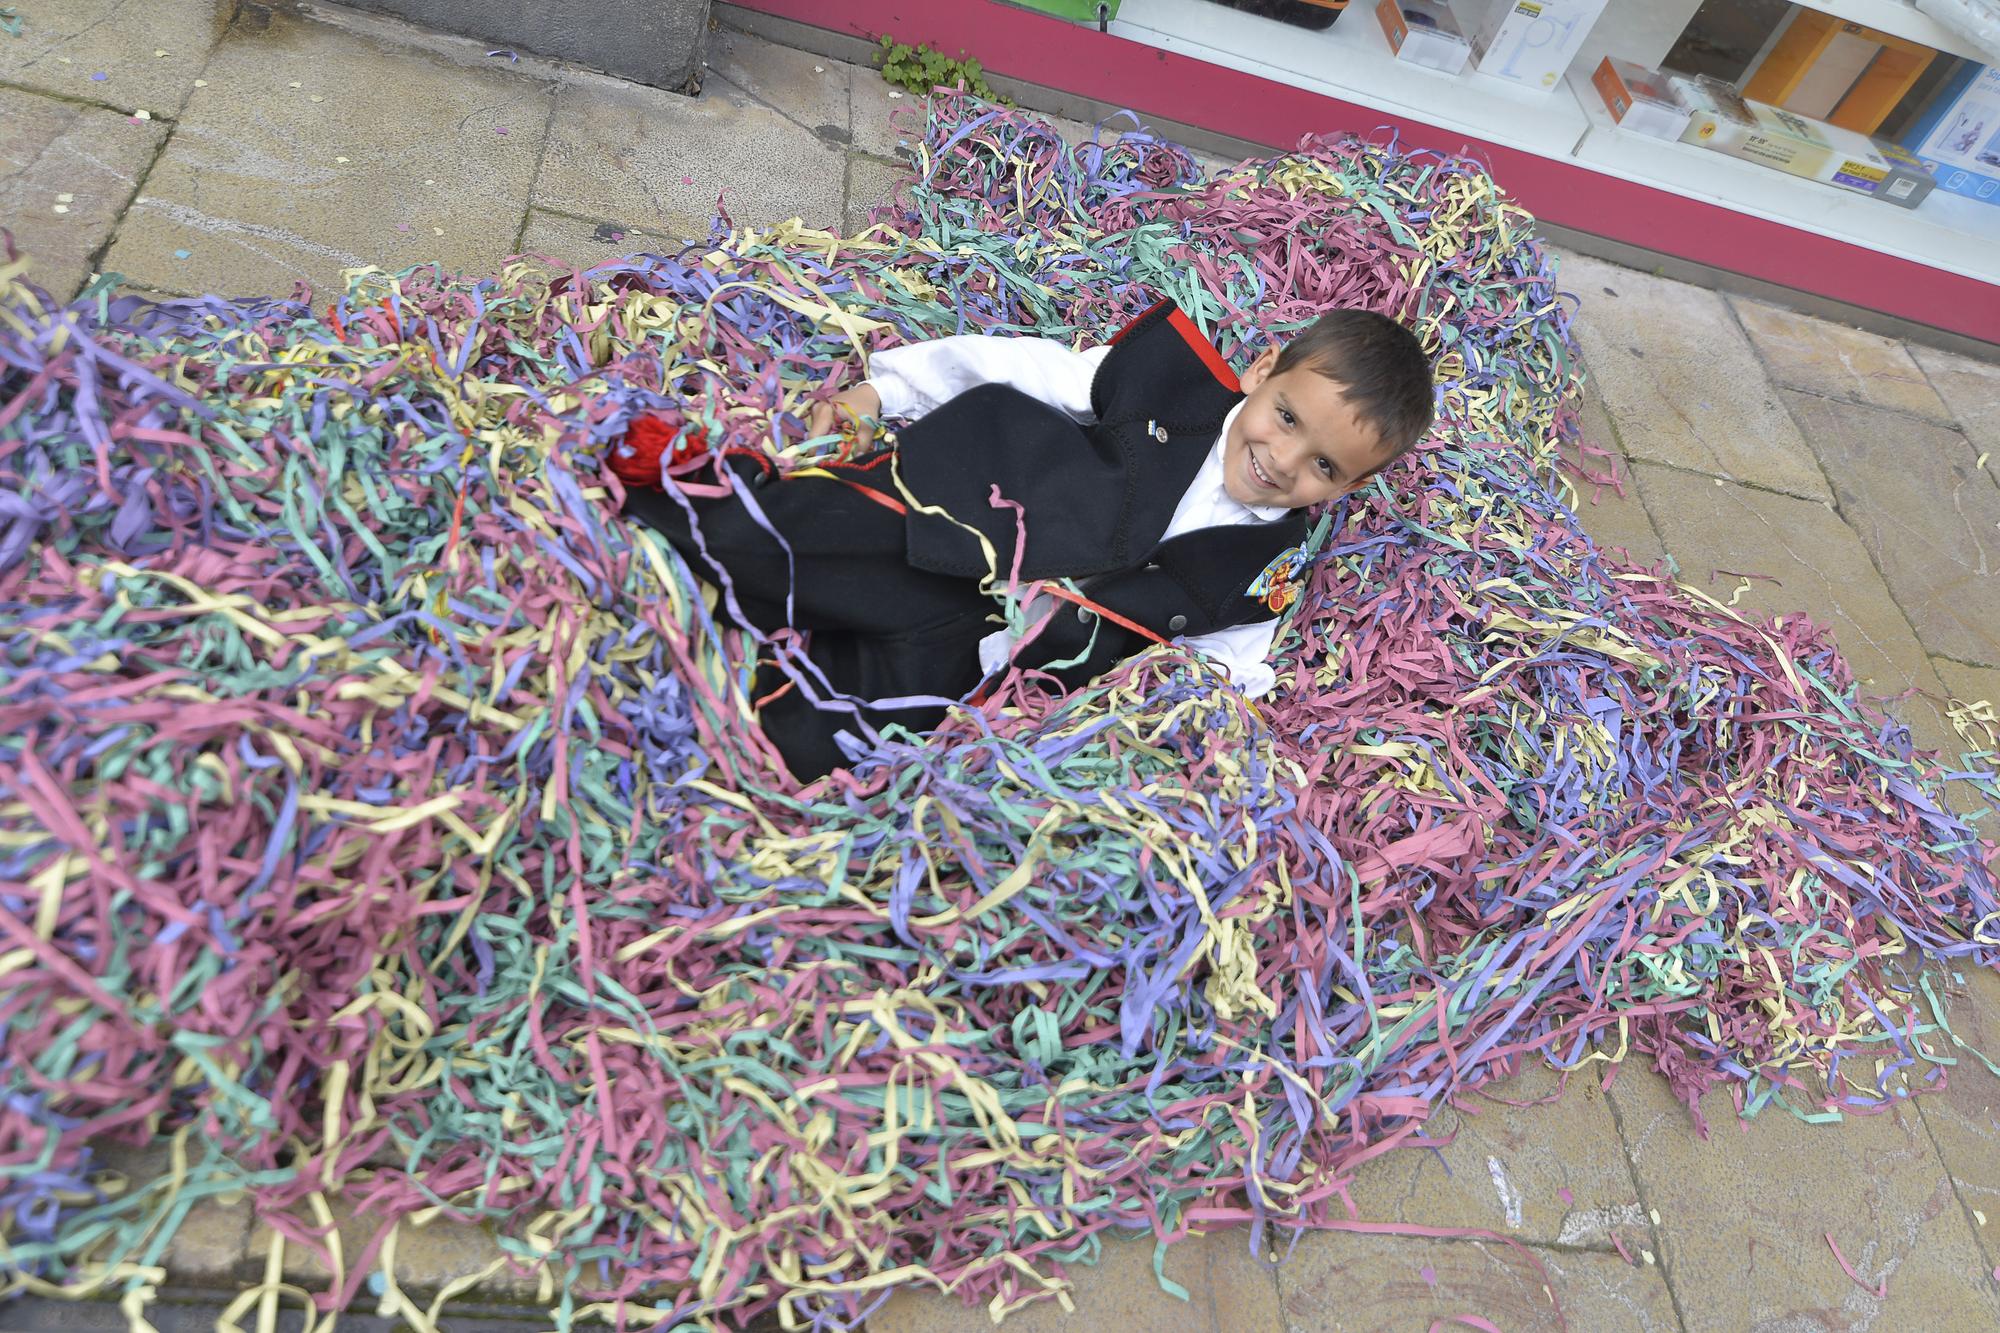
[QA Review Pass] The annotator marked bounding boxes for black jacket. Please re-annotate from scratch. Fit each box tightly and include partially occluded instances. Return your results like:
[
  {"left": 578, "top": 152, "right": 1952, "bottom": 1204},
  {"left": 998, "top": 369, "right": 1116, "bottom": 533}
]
[{"left": 893, "top": 299, "right": 1311, "bottom": 689}]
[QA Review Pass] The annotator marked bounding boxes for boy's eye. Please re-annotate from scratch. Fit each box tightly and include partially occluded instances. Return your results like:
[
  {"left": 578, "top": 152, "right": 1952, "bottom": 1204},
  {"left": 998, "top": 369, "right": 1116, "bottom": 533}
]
[
  {"left": 1278, "top": 408, "right": 1295, "bottom": 428},
  {"left": 1315, "top": 457, "right": 1334, "bottom": 478}
]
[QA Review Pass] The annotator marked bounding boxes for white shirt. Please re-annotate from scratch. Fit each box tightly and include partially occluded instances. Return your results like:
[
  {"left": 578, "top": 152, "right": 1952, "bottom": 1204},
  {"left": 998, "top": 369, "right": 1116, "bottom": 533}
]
[{"left": 867, "top": 334, "right": 1290, "bottom": 699}]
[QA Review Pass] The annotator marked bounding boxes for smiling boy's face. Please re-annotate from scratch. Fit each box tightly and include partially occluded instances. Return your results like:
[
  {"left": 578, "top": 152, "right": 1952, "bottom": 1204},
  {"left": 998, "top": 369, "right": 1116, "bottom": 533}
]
[{"left": 1221, "top": 347, "right": 1389, "bottom": 509}]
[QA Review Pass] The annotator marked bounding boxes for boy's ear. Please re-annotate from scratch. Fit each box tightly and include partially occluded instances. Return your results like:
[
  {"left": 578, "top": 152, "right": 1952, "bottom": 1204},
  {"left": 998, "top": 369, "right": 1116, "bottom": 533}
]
[{"left": 1239, "top": 347, "right": 1281, "bottom": 393}]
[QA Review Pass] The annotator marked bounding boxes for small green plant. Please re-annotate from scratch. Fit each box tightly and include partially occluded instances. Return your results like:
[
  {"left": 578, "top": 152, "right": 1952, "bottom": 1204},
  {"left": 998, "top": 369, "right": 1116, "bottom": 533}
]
[{"left": 876, "top": 36, "right": 1011, "bottom": 104}]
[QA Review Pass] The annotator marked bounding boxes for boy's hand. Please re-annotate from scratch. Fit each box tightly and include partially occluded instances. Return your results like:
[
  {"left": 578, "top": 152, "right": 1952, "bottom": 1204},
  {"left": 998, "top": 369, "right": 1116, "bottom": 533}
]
[{"left": 807, "top": 383, "right": 884, "bottom": 449}]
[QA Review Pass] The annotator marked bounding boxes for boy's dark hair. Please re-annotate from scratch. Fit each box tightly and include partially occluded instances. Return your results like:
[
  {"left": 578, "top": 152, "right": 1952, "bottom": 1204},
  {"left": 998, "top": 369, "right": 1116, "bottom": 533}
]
[{"left": 1273, "top": 310, "right": 1435, "bottom": 461}]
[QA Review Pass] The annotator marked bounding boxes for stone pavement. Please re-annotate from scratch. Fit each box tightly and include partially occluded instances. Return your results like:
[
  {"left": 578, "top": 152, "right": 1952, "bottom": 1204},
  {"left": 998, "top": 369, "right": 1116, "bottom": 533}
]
[{"left": 5, "top": 1, "right": 2000, "bottom": 1329}]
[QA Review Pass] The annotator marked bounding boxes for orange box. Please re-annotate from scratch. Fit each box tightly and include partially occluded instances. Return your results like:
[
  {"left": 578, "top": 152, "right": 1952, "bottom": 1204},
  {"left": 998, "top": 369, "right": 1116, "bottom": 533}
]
[
  {"left": 1592, "top": 57, "right": 1693, "bottom": 139},
  {"left": 1741, "top": 10, "right": 1935, "bottom": 135}
]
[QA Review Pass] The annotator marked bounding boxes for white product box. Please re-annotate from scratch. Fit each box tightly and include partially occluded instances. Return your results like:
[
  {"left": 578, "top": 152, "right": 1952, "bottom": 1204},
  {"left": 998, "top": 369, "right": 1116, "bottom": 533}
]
[
  {"left": 1377, "top": 0, "right": 1472, "bottom": 74},
  {"left": 1690, "top": 99, "right": 1940, "bottom": 208},
  {"left": 1468, "top": 0, "right": 1611, "bottom": 92},
  {"left": 1590, "top": 56, "right": 1692, "bottom": 140},
  {"left": 1671, "top": 74, "right": 1754, "bottom": 148}
]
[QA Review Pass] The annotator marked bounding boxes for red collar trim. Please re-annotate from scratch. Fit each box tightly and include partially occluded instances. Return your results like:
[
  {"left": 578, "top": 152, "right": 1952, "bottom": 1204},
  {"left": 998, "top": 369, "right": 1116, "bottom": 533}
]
[{"left": 1167, "top": 307, "right": 1242, "bottom": 394}]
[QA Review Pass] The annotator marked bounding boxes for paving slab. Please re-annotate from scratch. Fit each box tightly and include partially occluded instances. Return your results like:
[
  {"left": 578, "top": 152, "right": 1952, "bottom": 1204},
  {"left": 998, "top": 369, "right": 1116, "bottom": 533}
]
[
  {"left": 845, "top": 152, "right": 915, "bottom": 233},
  {"left": 536, "top": 66, "right": 844, "bottom": 244},
  {"left": 847, "top": 62, "right": 1107, "bottom": 165},
  {"left": 1783, "top": 388, "right": 2000, "bottom": 669},
  {"left": 1910, "top": 342, "right": 2000, "bottom": 473},
  {"left": 1628, "top": 462, "right": 1961, "bottom": 765},
  {"left": 1610, "top": 1063, "right": 2000, "bottom": 1332},
  {"left": 255, "top": 1200, "right": 541, "bottom": 1299},
  {"left": 1934, "top": 658, "right": 2000, "bottom": 713},
  {"left": 515, "top": 208, "right": 712, "bottom": 277},
  {"left": 865, "top": 1227, "right": 1282, "bottom": 1332},
  {"left": 1557, "top": 253, "right": 1829, "bottom": 501},
  {"left": 846, "top": 64, "right": 936, "bottom": 163},
  {"left": 1927, "top": 657, "right": 2000, "bottom": 827},
  {"left": 88, "top": 1143, "right": 257, "bottom": 1284},
  {"left": 1730, "top": 295, "right": 1953, "bottom": 423},
  {"left": 706, "top": 24, "right": 853, "bottom": 143},
  {"left": 1909, "top": 964, "right": 2000, "bottom": 1278},
  {"left": 0, "top": 87, "right": 167, "bottom": 304},
  {"left": 1568, "top": 379, "right": 1669, "bottom": 568},
  {"left": 1275, "top": 1232, "right": 1678, "bottom": 1332},
  {"left": 100, "top": 3, "right": 549, "bottom": 300},
  {"left": 1344, "top": 1058, "right": 1644, "bottom": 1251},
  {"left": 1192, "top": 148, "right": 1246, "bottom": 181},
  {"left": 0, "top": 0, "right": 233, "bottom": 118}
]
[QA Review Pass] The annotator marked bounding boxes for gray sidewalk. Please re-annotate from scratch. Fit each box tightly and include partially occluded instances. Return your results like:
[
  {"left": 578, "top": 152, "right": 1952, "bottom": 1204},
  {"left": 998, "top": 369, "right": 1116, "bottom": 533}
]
[{"left": 6, "top": 1, "right": 2000, "bottom": 1329}]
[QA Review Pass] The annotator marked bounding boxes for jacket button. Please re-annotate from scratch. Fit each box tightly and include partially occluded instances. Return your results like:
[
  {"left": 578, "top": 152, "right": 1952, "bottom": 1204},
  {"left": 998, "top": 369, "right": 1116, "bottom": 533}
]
[
  {"left": 1076, "top": 606, "right": 1094, "bottom": 623},
  {"left": 1168, "top": 614, "right": 1188, "bottom": 632}
]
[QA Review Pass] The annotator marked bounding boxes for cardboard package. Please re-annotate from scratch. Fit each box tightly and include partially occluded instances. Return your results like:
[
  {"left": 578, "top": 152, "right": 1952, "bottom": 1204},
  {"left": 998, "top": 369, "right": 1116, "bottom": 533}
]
[
  {"left": 1672, "top": 73, "right": 1755, "bottom": 148},
  {"left": 1740, "top": 10, "right": 1935, "bottom": 134},
  {"left": 1900, "top": 63, "right": 2000, "bottom": 207},
  {"left": 1377, "top": 0, "right": 1471, "bottom": 73},
  {"left": 1468, "top": 0, "right": 1610, "bottom": 92},
  {"left": 1590, "top": 56, "right": 1692, "bottom": 140},
  {"left": 1696, "top": 99, "right": 1937, "bottom": 208}
]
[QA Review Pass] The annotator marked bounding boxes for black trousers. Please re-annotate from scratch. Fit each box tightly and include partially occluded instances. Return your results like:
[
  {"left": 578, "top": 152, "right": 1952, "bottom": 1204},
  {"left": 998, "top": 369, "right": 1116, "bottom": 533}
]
[{"left": 622, "top": 454, "right": 997, "bottom": 780}]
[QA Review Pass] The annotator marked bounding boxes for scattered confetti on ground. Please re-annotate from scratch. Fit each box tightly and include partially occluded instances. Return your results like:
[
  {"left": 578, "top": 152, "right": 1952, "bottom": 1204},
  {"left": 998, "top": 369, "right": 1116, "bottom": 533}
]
[{"left": 2, "top": 91, "right": 1997, "bottom": 1332}]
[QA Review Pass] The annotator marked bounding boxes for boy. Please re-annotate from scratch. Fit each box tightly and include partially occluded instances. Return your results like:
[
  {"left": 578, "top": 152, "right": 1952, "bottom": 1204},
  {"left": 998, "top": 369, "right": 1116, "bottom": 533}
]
[{"left": 620, "top": 299, "right": 1433, "bottom": 781}]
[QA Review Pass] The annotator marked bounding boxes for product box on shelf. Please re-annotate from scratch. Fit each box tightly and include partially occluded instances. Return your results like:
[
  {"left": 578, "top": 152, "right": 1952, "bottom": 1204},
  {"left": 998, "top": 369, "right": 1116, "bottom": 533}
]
[
  {"left": 1901, "top": 63, "right": 2000, "bottom": 207},
  {"left": 1692, "top": 100, "right": 1938, "bottom": 208},
  {"left": 1590, "top": 56, "right": 1691, "bottom": 140},
  {"left": 1376, "top": 0, "right": 1470, "bottom": 73},
  {"left": 1854, "top": 139, "right": 1937, "bottom": 208},
  {"left": 1467, "top": 0, "right": 1610, "bottom": 92},
  {"left": 1672, "top": 74, "right": 1755, "bottom": 148},
  {"left": 1740, "top": 10, "right": 1936, "bottom": 134}
]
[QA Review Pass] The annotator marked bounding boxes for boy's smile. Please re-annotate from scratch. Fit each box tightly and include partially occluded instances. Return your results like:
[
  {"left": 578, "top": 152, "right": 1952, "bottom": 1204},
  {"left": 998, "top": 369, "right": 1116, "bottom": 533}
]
[{"left": 1223, "top": 347, "right": 1389, "bottom": 509}]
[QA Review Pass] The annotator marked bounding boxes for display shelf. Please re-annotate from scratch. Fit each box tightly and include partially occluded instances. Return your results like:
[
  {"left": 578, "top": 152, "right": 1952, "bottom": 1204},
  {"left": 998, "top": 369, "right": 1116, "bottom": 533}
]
[
  {"left": 1112, "top": 0, "right": 1998, "bottom": 286},
  {"left": 1109, "top": 0, "right": 1589, "bottom": 160},
  {"left": 1564, "top": 67, "right": 2000, "bottom": 286},
  {"left": 728, "top": 0, "right": 1998, "bottom": 338},
  {"left": 1787, "top": 0, "right": 1993, "bottom": 65}
]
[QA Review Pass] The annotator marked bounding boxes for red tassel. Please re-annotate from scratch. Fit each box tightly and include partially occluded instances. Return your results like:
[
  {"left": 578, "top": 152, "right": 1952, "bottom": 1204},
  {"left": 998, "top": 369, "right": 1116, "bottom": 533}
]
[{"left": 610, "top": 414, "right": 708, "bottom": 489}]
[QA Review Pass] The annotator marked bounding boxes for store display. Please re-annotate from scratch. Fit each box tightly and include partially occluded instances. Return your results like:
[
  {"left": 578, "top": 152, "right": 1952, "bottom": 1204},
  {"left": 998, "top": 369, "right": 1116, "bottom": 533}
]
[
  {"left": 1081, "top": 0, "right": 1997, "bottom": 332},
  {"left": 1902, "top": 62, "right": 2000, "bottom": 205},
  {"left": 1671, "top": 72, "right": 1756, "bottom": 146},
  {"left": 1468, "top": 0, "right": 1611, "bottom": 91},
  {"left": 1590, "top": 55, "right": 1692, "bottom": 139},
  {"left": 1376, "top": 0, "right": 1471, "bottom": 72},
  {"left": 1740, "top": 11, "right": 1936, "bottom": 135},
  {"left": 1865, "top": 139, "right": 1942, "bottom": 207},
  {"left": 1691, "top": 99, "right": 1940, "bottom": 208},
  {"left": 1705, "top": 100, "right": 1840, "bottom": 175}
]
